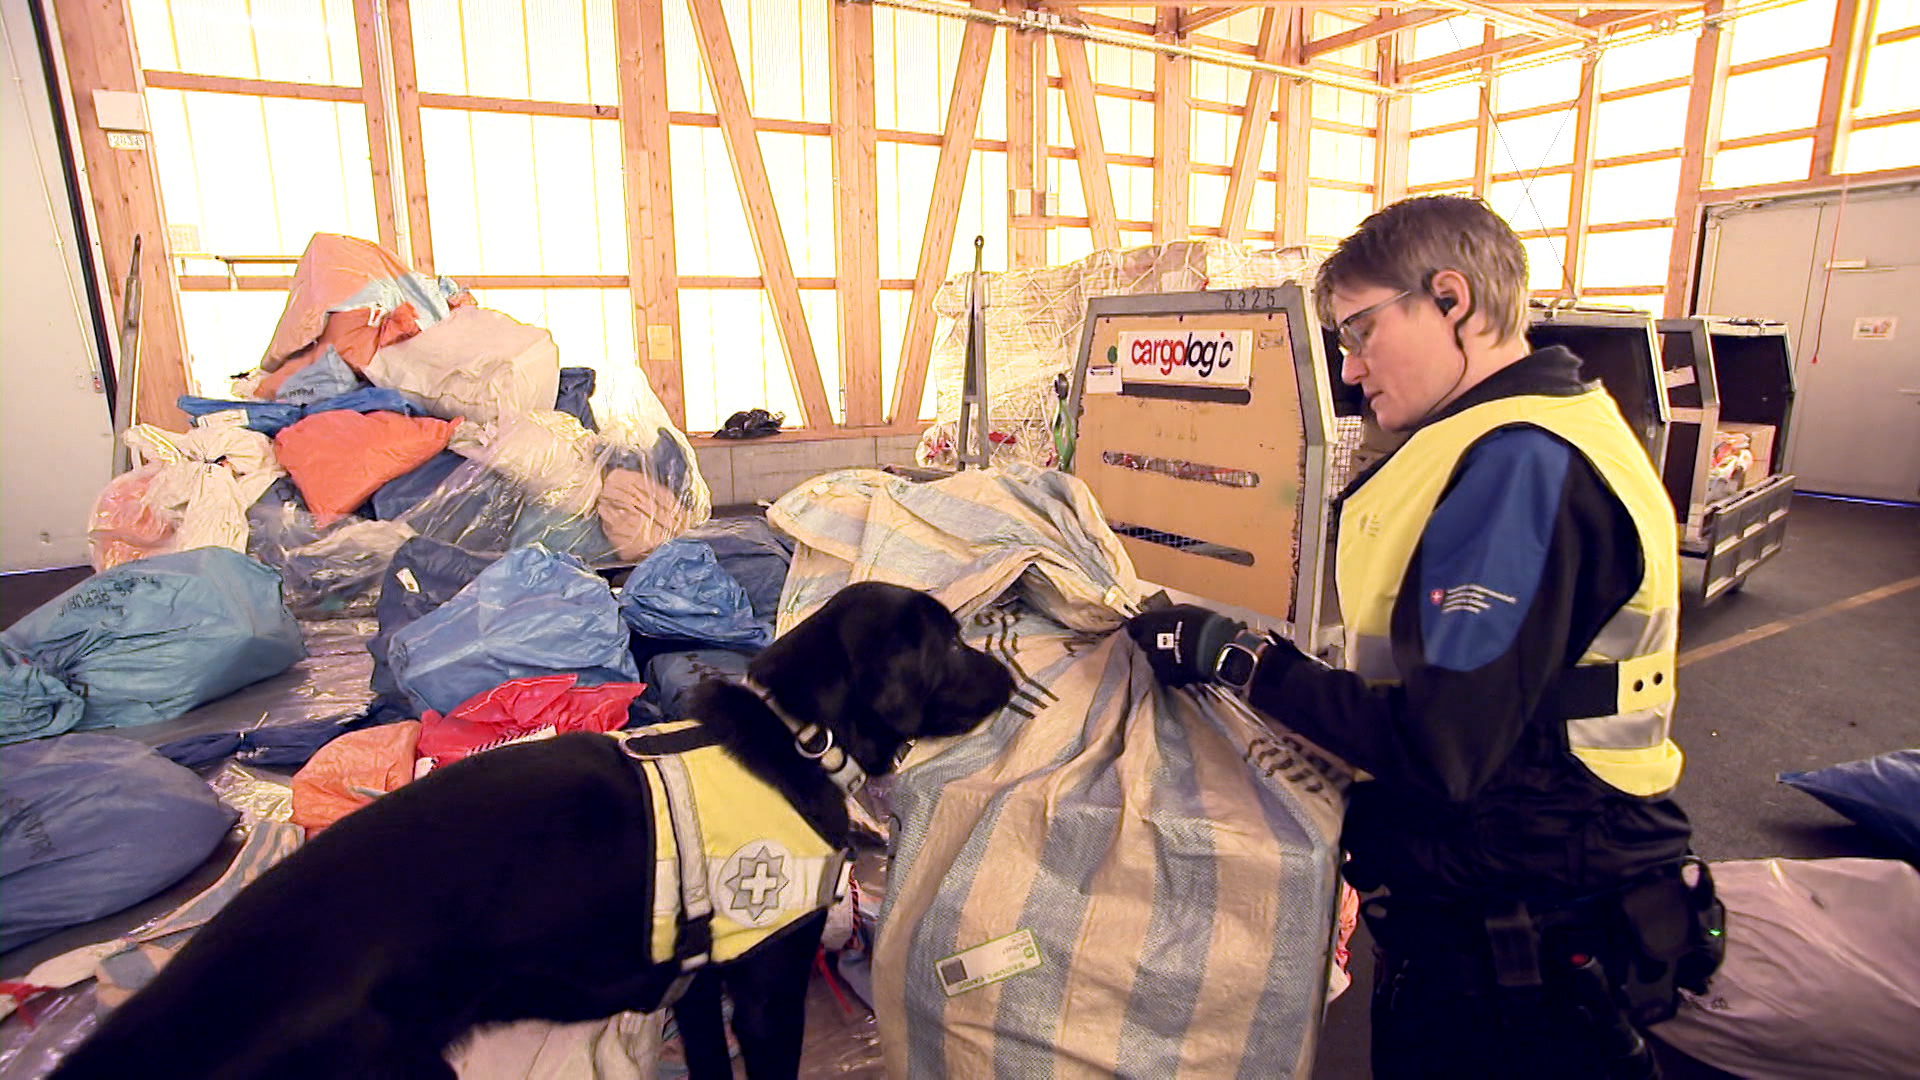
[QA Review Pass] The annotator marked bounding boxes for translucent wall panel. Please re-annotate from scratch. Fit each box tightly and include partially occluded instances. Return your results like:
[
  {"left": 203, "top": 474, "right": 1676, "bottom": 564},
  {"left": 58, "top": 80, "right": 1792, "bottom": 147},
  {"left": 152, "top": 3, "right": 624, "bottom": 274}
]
[
  {"left": 714, "top": 0, "right": 832, "bottom": 123},
  {"left": 874, "top": 7, "right": 1003, "bottom": 137},
  {"left": 952, "top": 151, "right": 1010, "bottom": 275},
  {"left": 1488, "top": 173, "right": 1571, "bottom": 233},
  {"left": 1718, "top": 61, "right": 1826, "bottom": 142},
  {"left": 131, "top": 0, "right": 358, "bottom": 84},
  {"left": 1313, "top": 85, "right": 1378, "bottom": 129},
  {"left": 1490, "top": 109, "right": 1576, "bottom": 174},
  {"left": 466, "top": 285, "right": 638, "bottom": 406},
  {"left": 1495, "top": 57, "right": 1581, "bottom": 113},
  {"left": 411, "top": 0, "right": 618, "bottom": 105},
  {"left": 1593, "top": 88, "right": 1688, "bottom": 160},
  {"left": 1855, "top": 38, "right": 1920, "bottom": 118},
  {"left": 1578, "top": 295, "right": 1660, "bottom": 313},
  {"left": 1597, "top": 31, "right": 1698, "bottom": 93},
  {"left": 1411, "top": 16, "right": 1483, "bottom": 63},
  {"left": 1190, "top": 60, "right": 1249, "bottom": 107},
  {"left": 1411, "top": 82, "right": 1477, "bottom": 131},
  {"left": 664, "top": 0, "right": 713, "bottom": 112},
  {"left": 147, "top": 90, "right": 377, "bottom": 256},
  {"left": 1408, "top": 128, "right": 1477, "bottom": 187},
  {"left": 757, "top": 132, "right": 836, "bottom": 279},
  {"left": 1310, "top": 13, "right": 1376, "bottom": 71},
  {"left": 675, "top": 290, "right": 800, "bottom": 432},
  {"left": 1587, "top": 159, "right": 1683, "bottom": 224},
  {"left": 422, "top": 110, "right": 625, "bottom": 274},
  {"left": 876, "top": 142, "right": 938, "bottom": 279},
  {"left": 1307, "top": 187, "right": 1371, "bottom": 241},
  {"left": 1580, "top": 228, "right": 1672, "bottom": 290},
  {"left": 1191, "top": 109, "right": 1236, "bottom": 168},
  {"left": 1048, "top": 227, "right": 1094, "bottom": 267},
  {"left": 1710, "top": 138, "right": 1813, "bottom": 187},
  {"left": 1111, "top": 164, "right": 1155, "bottom": 225},
  {"left": 801, "top": 290, "right": 843, "bottom": 424},
  {"left": 1728, "top": 0, "right": 1836, "bottom": 65},
  {"left": 1048, "top": 156, "right": 1086, "bottom": 218},
  {"left": 1191, "top": 173, "right": 1227, "bottom": 232},
  {"left": 1844, "top": 122, "right": 1920, "bottom": 173},
  {"left": 674, "top": 125, "right": 764, "bottom": 277},
  {"left": 1093, "top": 96, "right": 1156, "bottom": 158},
  {"left": 1087, "top": 41, "right": 1152, "bottom": 91},
  {"left": 179, "top": 290, "right": 293, "bottom": 395},
  {"left": 879, "top": 290, "right": 908, "bottom": 420},
  {"left": 1523, "top": 235, "right": 1569, "bottom": 291},
  {"left": 1310, "top": 129, "right": 1375, "bottom": 183},
  {"left": 1250, "top": 179, "right": 1277, "bottom": 234}
]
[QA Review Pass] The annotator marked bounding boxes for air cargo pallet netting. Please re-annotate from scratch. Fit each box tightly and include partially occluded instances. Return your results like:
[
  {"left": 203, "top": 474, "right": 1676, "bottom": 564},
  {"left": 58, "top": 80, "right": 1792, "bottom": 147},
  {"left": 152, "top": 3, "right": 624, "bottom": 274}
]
[{"left": 917, "top": 242, "right": 1317, "bottom": 470}]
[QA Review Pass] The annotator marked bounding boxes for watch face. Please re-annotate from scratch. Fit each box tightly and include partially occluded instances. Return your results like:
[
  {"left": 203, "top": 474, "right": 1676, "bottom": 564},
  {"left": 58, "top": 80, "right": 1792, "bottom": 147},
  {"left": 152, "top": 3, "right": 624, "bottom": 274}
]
[{"left": 1218, "top": 648, "right": 1255, "bottom": 687}]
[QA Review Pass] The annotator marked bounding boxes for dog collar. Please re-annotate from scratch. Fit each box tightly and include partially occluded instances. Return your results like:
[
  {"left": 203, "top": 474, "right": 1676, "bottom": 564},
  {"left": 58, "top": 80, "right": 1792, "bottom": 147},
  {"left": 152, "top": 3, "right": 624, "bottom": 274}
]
[{"left": 741, "top": 677, "right": 868, "bottom": 796}]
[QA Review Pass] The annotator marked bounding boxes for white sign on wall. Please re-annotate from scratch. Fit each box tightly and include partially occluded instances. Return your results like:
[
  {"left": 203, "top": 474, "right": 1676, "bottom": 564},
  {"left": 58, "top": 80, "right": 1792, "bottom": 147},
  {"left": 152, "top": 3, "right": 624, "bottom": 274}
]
[
  {"left": 1852, "top": 316, "right": 1897, "bottom": 341},
  {"left": 1117, "top": 329, "right": 1254, "bottom": 388}
]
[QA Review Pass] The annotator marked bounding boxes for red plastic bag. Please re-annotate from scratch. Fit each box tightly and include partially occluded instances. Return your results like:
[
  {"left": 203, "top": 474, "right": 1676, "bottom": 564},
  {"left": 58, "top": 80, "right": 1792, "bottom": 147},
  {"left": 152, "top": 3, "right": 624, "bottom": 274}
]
[
  {"left": 273, "top": 411, "right": 457, "bottom": 525},
  {"left": 290, "top": 721, "right": 421, "bottom": 835},
  {"left": 417, "top": 674, "right": 645, "bottom": 770},
  {"left": 87, "top": 464, "right": 178, "bottom": 570}
]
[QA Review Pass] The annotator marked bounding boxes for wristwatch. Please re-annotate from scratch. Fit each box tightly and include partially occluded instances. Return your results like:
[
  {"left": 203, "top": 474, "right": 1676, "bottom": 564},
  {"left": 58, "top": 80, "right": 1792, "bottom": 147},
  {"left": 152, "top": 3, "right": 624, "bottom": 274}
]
[{"left": 1213, "top": 628, "right": 1273, "bottom": 695}]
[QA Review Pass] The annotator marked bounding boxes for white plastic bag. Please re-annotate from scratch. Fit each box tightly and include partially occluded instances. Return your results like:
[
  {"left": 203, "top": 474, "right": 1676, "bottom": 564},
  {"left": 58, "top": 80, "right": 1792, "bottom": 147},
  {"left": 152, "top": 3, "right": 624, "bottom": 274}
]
[{"left": 366, "top": 306, "right": 561, "bottom": 425}]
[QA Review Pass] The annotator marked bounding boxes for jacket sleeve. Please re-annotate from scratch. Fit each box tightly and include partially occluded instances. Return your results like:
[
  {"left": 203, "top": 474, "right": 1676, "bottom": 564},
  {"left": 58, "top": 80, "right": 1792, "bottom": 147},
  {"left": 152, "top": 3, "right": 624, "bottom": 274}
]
[{"left": 1246, "top": 426, "right": 1640, "bottom": 804}]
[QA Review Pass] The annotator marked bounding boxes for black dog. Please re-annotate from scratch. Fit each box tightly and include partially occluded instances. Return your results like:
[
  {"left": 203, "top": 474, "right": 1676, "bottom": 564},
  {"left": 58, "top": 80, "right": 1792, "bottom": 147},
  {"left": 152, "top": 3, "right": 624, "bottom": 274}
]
[{"left": 51, "top": 582, "right": 1014, "bottom": 1080}]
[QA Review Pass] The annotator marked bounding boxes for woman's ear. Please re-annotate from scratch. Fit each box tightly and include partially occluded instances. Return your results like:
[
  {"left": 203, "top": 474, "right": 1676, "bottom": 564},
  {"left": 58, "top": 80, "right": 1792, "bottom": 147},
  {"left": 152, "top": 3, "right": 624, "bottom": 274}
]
[{"left": 1427, "top": 268, "right": 1472, "bottom": 324}]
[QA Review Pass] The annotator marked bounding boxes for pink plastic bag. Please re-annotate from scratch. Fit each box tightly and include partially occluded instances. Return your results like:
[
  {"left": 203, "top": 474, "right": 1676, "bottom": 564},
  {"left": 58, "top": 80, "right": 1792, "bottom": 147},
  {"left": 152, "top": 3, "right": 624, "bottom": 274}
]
[
  {"left": 87, "top": 464, "right": 177, "bottom": 571},
  {"left": 416, "top": 674, "right": 644, "bottom": 770}
]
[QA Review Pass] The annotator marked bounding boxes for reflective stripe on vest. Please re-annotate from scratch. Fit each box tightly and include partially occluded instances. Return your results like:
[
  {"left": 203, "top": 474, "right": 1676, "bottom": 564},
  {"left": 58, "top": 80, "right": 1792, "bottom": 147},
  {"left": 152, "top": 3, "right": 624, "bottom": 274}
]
[
  {"left": 1336, "top": 388, "right": 1684, "bottom": 797},
  {"left": 627, "top": 724, "right": 849, "bottom": 965}
]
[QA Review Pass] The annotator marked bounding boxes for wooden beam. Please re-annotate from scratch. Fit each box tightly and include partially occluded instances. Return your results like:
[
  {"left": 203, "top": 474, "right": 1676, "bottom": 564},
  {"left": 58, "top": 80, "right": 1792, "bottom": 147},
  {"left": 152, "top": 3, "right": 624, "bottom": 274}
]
[
  {"left": 686, "top": 0, "right": 831, "bottom": 430},
  {"left": 1153, "top": 8, "right": 1191, "bottom": 242},
  {"left": 386, "top": 0, "right": 433, "bottom": 271},
  {"left": 1472, "top": 25, "right": 1495, "bottom": 197},
  {"left": 350, "top": 0, "right": 399, "bottom": 253},
  {"left": 416, "top": 92, "right": 618, "bottom": 119},
  {"left": 1222, "top": 8, "right": 1287, "bottom": 240},
  {"left": 1375, "top": 33, "right": 1411, "bottom": 205},
  {"left": 139, "top": 70, "right": 359, "bottom": 101},
  {"left": 832, "top": 0, "right": 883, "bottom": 427},
  {"left": 1308, "top": 10, "right": 1446, "bottom": 59},
  {"left": 1695, "top": 164, "right": 1920, "bottom": 206},
  {"left": 1402, "top": 10, "right": 1645, "bottom": 81},
  {"left": 1055, "top": 33, "right": 1122, "bottom": 247},
  {"left": 1007, "top": 3, "right": 1050, "bottom": 266},
  {"left": 616, "top": 0, "right": 686, "bottom": 427},
  {"left": 1276, "top": 8, "right": 1311, "bottom": 246},
  {"left": 1664, "top": 0, "right": 1732, "bottom": 319},
  {"left": 890, "top": 0, "right": 999, "bottom": 426},
  {"left": 1811, "top": 0, "right": 1872, "bottom": 179},
  {"left": 1562, "top": 54, "right": 1600, "bottom": 296},
  {"left": 52, "top": 0, "right": 190, "bottom": 428},
  {"left": 1183, "top": 5, "right": 1248, "bottom": 33}
]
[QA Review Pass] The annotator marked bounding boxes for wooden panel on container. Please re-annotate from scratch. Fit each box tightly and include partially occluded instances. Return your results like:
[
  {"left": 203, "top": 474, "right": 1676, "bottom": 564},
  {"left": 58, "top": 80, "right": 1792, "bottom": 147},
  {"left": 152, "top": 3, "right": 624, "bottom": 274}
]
[{"left": 1076, "top": 309, "right": 1305, "bottom": 622}]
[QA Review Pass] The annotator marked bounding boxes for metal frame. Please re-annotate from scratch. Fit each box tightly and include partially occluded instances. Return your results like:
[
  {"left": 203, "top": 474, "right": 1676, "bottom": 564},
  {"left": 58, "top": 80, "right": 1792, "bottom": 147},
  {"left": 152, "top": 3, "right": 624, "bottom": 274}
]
[
  {"left": 1655, "top": 317, "right": 1721, "bottom": 547},
  {"left": 1527, "top": 303, "right": 1672, "bottom": 470},
  {"left": 1063, "top": 284, "right": 1338, "bottom": 655}
]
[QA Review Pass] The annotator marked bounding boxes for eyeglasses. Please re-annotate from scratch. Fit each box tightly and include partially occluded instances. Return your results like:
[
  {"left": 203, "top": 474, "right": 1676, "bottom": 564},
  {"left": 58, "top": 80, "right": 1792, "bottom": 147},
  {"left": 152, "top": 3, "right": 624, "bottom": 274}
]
[{"left": 1334, "top": 290, "right": 1410, "bottom": 355}]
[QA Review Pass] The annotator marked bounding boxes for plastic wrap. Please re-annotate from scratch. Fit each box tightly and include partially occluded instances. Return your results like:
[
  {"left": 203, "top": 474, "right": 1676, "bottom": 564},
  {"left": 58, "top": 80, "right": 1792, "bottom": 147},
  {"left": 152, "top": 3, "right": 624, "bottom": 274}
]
[
  {"left": 619, "top": 538, "right": 772, "bottom": 651},
  {"left": 86, "top": 414, "right": 287, "bottom": 571},
  {"left": 365, "top": 305, "right": 562, "bottom": 426},
  {"left": 86, "top": 464, "right": 175, "bottom": 571},
  {"left": 917, "top": 240, "right": 1314, "bottom": 469},
  {"left": 416, "top": 674, "right": 643, "bottom": 770}
]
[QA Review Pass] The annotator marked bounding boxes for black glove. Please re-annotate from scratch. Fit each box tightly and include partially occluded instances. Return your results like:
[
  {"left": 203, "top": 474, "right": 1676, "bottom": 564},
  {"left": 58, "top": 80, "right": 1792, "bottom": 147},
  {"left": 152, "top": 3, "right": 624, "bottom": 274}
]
[{"left": 1126, "top": 604, "right": 1243, "bottom": 686}]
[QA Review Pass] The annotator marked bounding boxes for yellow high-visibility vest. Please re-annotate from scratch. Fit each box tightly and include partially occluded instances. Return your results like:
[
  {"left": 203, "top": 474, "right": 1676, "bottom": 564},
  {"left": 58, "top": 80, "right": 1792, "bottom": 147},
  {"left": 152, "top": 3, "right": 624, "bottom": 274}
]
[{"left": 1336, "top": 387, "right": 1684, "bottom": 797}]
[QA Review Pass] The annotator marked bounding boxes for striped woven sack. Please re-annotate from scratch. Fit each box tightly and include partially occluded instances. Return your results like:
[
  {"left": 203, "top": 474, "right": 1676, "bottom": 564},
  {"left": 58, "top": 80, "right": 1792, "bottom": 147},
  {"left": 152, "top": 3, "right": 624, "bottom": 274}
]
[{"left": 768, "top": 465, "right": 1349, "bottom": 1078}]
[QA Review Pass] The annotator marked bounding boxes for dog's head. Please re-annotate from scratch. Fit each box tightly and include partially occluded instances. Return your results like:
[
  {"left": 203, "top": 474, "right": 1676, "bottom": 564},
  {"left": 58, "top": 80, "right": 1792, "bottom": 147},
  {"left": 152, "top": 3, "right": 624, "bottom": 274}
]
[{"left": 749, "top": 582, "right": 1015, "bottom": 777}]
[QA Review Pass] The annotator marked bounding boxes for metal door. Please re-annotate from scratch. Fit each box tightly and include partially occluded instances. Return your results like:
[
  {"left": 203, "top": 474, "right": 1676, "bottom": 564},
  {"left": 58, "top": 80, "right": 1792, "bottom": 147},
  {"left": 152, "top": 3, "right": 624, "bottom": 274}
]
[{"left": 1697, "top": 186, "right": 1920, "bottom": 502}]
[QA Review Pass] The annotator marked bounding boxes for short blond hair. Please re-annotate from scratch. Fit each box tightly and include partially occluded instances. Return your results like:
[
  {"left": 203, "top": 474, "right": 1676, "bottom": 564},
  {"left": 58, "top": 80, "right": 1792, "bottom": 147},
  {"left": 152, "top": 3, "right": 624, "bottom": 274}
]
[{"left": 1311, "top": 196, "right": 1529, "bottom": 345}]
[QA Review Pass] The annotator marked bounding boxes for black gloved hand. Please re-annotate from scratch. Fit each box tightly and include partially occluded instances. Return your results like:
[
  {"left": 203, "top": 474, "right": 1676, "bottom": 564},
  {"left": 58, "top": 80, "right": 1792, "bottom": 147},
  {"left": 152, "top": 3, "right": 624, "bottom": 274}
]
[{"left": 1125, "top": 604, "right": 1244, "bottom": 686}]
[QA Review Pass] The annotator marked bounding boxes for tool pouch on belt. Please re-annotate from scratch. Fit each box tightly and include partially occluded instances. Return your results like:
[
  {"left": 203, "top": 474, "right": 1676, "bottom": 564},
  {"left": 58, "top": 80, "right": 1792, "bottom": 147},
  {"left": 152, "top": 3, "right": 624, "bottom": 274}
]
[{"left": 1614, "top": 856, "right": 1726, "bottom": 1026}]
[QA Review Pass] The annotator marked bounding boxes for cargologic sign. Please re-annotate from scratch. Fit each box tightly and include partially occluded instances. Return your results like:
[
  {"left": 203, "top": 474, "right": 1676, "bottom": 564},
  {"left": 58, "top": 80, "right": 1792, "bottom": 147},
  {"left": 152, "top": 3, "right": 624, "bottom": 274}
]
[{"left": 1118, "top": 329, "right": 1254, "bottom": 388}]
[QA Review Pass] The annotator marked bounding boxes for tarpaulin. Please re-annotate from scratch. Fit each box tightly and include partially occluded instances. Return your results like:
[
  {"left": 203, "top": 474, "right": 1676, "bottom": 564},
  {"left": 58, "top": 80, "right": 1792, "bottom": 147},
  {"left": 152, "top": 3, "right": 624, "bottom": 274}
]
[
  {"left": 274, "top": 347, "right": 360, "bottom": 406},
  {"left": 370, "top": 535, "right": 499, "bottom": 702},
  {"left": 387, "top": 544, "right": 638, "bottom": 716},
  {"left": 619, "top": 537, "right": 771, "bottom": 650},
  {"left": 365, "top": 305, "right": 561, "bottom": 426},
  {"left": 369, "top": 450, "right": 465, "bottom": 521},
  {"left": 0, "top": 734, "right": 238, "bottom": 952},
  {"left": 0, "top": 547, "right": 307, "bottom": 741},
  {"left": 273, "top": 410, "right": 457, "bottom": 526},
  {"left": 769, "top": 465, "right": 1347, "bottom": 1079},
  {"left": 178, "top": 385, "right": 423, "bottom": 437},
  {"left": 416, "top": 674, "right": 643, "bottom": 770}
]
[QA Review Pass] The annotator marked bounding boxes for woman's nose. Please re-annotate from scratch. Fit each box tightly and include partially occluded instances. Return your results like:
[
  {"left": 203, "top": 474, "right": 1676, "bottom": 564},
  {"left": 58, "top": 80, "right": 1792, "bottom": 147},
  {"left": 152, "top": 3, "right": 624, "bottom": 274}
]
[{"left": 1341, "top": 349, "right": 1366, "bottom": 385}]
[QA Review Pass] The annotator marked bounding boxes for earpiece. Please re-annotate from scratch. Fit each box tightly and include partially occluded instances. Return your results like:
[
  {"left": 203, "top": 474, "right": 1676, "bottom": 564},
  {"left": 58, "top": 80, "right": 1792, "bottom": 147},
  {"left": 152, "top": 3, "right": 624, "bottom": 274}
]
[{"left": 1434, "top": 295, "right": 1458, "bottom": 316}]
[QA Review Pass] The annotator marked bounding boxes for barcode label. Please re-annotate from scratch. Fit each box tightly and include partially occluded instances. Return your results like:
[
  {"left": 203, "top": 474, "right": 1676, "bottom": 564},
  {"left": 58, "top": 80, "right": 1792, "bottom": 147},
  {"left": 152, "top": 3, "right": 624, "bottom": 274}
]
[{"left": 936, "top": 929, "right": 1042, "bottom": 997}]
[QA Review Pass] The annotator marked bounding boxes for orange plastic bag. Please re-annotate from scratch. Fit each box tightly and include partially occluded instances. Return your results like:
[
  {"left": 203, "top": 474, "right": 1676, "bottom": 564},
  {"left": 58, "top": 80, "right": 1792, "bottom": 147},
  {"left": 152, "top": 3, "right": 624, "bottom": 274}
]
[
  {"left": 87, "top": 464, "right": 178, "bottom": 570},
  {"left": 417, "top": 674, "right": 643, "bottom": 770},
  {"left": 263, "top": 235, "right": 419, "bottom": 374},
  {"left": 273, "top": 411, "right": 457, "bottom": 526},
  {"left": 290, "top": 721, "right": 421, "bottom": 835}
]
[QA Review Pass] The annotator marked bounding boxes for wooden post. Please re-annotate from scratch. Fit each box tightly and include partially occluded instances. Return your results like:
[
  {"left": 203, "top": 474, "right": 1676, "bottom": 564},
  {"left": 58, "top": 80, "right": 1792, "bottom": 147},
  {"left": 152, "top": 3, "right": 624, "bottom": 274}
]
[
  {"left": 1006, "top": 2, "right": 1049, "bottom": 266},
  {"left": 1374, "top": 28, "right": 1411, "bottom": 208},
  {"left": 385, "top": 0, "right": 433, "bottom": 271},
  {"left": 1563, "top": 54, "right": 1601, "bottom": 297},
  {"left": 1276, "top": 8, "right": 1310, "bottom": 247},
  {"left": 351, "top": 0, "right": 400, "bottom": 254},
  {"left": 1472, "top": 23, "right": 1496, "bottom": 197},
  {"left": 1811, "top": 0, "right": 1871, "bottom": 179},
  {"left": 889, "top": 0, "right": 998, "bottom": 426},
  {"left": 1153, "top": 8, "right": 1190, "bottom": 243},
  {"left": 686, "top": 0, "right": 832, "bottom": 430},
  {"left": 1055, "top": 34, "right": 1121, "bottom": 249},
  {"left": 51, "top": 0, "right": 190, "bottom": 428},
  {"left": 616, "top": 0, "right": 686, "bottom": 427},
  {"left": 832, "top": 0, "right": 883, "bottom": 426},
  {"left": 1221, "top": 8, "right": 1285, "bottom": 240},
  {"left": 1664, "top": 1, "right": 1734, "bottom": 318}
]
